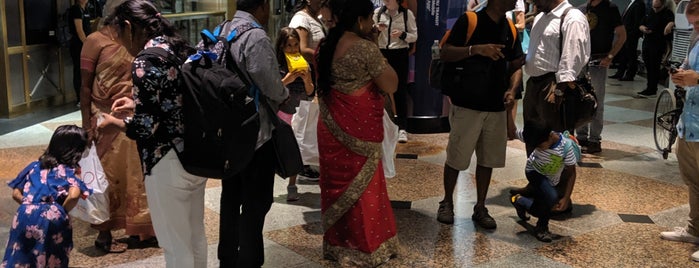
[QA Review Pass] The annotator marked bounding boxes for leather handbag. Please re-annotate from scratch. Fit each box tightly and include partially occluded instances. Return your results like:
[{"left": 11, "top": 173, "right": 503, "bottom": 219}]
[
  {"left": 559, "top": 7, "right": 598, "bottom": 130},
  {"left": 563, "top": 73, "right": 598, "bottom": 129},
  {"left": 270, "top": 106, "right": 304, "bottom": 178}
]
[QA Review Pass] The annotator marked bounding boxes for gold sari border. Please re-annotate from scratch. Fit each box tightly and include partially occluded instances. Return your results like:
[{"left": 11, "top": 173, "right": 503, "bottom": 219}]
[
  {"left": 323, "top": 236, "right": 399, "bottom": 267},
  {"left": 319, "top": 98, "right": 382, "bottom": 231}
]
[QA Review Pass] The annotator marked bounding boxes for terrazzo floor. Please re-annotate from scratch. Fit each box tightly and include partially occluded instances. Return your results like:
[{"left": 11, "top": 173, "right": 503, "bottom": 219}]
[{"left": 1, "top": 71, "right": 697, "bottom": 267}]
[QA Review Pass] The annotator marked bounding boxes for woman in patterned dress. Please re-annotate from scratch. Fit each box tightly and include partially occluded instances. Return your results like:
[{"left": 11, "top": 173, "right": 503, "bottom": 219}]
[
  {"left": 80, "top": 6, "right": 155, "bottom": 252},
  {"left": 2, "top": 125, "right": 91, "bottom": 268},
  {"left": 316, "top": 0, "right": 399, "bottom": 266}
]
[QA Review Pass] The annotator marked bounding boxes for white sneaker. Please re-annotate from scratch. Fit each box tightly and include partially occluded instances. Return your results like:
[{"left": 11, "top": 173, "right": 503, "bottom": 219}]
[
  {"left": 692, "top": 250, "right": 699, "bottom": 261},
  {"left": 660, "top": 227, "right": 699, "bottom": 244},
  {"left": 398, "top": 130, "right": 408, "bottom": 143}
]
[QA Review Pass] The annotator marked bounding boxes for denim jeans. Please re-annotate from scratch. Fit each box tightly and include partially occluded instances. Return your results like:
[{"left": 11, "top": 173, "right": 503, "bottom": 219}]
[{"left": 524, "top": 170, "right": 560, "bottom": 229}]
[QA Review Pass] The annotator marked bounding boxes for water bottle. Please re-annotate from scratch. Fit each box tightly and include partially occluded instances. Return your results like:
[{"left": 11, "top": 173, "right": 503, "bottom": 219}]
[{"left": 431, "top": 40, "right": 440, "bottom": 60}]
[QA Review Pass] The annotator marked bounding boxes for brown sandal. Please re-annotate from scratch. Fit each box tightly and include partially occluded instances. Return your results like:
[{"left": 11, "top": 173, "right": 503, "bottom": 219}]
[{"left": 94, "top": 239, "right": 127, "bottom": 253}]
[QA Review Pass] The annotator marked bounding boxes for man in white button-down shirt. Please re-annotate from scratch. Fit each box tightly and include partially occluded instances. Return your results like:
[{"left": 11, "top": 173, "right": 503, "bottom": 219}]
[
  {"left": 515, "top": 0, "right": 590, "bottom": 214},
  {"left": 523, "top": 0, "right": 591, "bottom": 153}
]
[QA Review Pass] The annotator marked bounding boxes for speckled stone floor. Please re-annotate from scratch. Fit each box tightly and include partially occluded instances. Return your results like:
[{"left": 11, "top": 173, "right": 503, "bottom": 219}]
[{"left": 1, "top": 71, "right": 698, "bottom": 267}]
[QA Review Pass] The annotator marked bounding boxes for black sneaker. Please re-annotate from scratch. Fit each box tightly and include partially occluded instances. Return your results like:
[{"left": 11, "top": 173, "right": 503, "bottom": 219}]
[
  {"left": 577, "top": 139, "right": 589, "bottom": 147},
  {"left": 582, "top": 141, "right": 601, "bottom": 154},
  {"left": 636, "top": 89, "right": 657, "bottom": 98},
  {"left": 510, "top": 194, "right": 530, "bottom": 221},
  {"left": 472, "top": 206, "right": 497, "bottom": 229},
  {"left": 437, "top": 201, "right": 454, "bottom": 224},
  {"left": 298, "top": 166, "right": 320, "bottom": 181},
  {"left": 535, "top": 228, "right": 553, "bottom": 242}
]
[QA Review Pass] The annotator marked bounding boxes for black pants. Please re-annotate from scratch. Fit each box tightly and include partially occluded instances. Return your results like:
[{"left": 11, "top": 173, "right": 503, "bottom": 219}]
[
  {"left": 380, "top": 48, "right": 409, "bottom": 130},
  {"left": 642, "top": 38, "right": 668, "bottom": 92},
  {"left": 69, "top": 41, "right": 83, "bottom": 102},
  {"left": 218, "top": 141, "right": 276, "bottom": 268},
  {"left": 523, "top": 73, "right": 573, "bottom": 154},
  {"left": 616, "top": 34, "right": 640, "bottom": 78}
]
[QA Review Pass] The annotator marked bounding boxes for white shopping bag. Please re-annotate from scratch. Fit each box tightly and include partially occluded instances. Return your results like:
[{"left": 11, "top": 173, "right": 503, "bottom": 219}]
[
  {"left": 382, "top": 110, "right": 399, "bottom": 178},
  {"left": 291, "top": 100, "right": 320, "bottom": 166},
  {"left": 71, "top": 142, "right": 110, "bottom": 224}
]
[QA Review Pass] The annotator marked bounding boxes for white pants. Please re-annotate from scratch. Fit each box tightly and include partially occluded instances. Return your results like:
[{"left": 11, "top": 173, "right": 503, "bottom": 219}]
[{"left": 145, "top": 150, "right": 208, "bottom": 268}]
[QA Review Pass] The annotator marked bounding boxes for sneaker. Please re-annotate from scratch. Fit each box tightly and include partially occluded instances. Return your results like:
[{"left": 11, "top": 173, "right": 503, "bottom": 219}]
[
  {"left": 535, "top": 227, "right": 553, "bottom": 243},
  {"left": 660, "top": 227, "right": 699, "bottom": 244},
  {"left": 636, "top": 89, "right": 657, "bottom": 98},
  {"left": 510, "top": 194, "right": 530, "bottom": 221},
  {"left": 608, "top": 72, "right": 623, "bottom": 79},
  {"left": 437, "top": 201, "right": 454, "bottom": 224},
  {"left": 398, "top": 130, "right": 408, "bottom": 143},
  {"left": 471, "top": 206, "right": 497, "bottom": 229},
  {"left": 286, "top": 185, "right": 299, "bottom": 202},
  {"left": 577, "top": 139, "right": 589, "bottom": 147},
  {"left": 691, "top": 250, "right": 699, "bottom": 262},
  {"left": 582, "top": 141, "right": 601, "bottom": 154},
  {"left": 298, "top": 166, "right": 320, "bottom": 182}
]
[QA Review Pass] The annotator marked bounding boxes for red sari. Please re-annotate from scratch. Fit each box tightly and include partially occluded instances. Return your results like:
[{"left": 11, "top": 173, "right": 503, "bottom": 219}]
[{"left": 318, "top": 82, "right": 398, "bottom": 267}]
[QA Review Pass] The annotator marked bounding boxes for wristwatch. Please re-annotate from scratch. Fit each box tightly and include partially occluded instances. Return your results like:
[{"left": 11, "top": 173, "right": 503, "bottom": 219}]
[{"left": 123, "top": 116, "right": 133, "bottom": 125}]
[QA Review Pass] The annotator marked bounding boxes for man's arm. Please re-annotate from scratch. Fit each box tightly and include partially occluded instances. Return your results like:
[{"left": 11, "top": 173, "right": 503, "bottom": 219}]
[
  {"left": 553, "top": 165, "right": 576, "bottom": 211},
  {"left": 601, "top": 25, "right": 626, "bottom": 67},
  {"left": 557, "top": 12, "right": 591, "bottom": 83},
  {"left": 241, "top": 30, "right": 289, "bottom": 108}
]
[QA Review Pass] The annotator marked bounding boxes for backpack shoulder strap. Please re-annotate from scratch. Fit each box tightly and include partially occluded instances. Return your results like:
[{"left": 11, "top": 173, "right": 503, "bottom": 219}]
[
  {"left": 439, "top": 11, "right": 477, "bottom": 48},
  {"left": 375, "top": 6, "right": 387, "bottom": 24},
  {"left": 401, "top": 7, "right": 409, "bottom": 33},
  {"left": 506, "top": 18, "right": 517, "bottom": 48},
  {"left": 465, "top": 11, "right": 478, "bottom": 45},
  {"left": 138, "top": 46, "right": 181, "bottom": 66}
]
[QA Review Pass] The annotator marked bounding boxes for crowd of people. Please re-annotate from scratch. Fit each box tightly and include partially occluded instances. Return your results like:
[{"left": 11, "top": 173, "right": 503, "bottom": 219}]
[{"left": 6, "top": 0, "right": 699, "bottom": 266}]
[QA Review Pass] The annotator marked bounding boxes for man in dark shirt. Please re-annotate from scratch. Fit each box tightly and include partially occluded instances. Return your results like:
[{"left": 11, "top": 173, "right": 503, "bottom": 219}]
[
  {"left": 576, "top": 0, "right": 625, "bottom": 154},
  {"left": 69, "top": 0, "right": 92, "bottom": 103},
  {"left": 637, "top": 0, "right": 675, "bottom": 97},
  {"left": 436, "top": 0, "right": 524, "bottom": 229},
  {"left": 610, "top": 0, "right": 645, "bottom": 80}
]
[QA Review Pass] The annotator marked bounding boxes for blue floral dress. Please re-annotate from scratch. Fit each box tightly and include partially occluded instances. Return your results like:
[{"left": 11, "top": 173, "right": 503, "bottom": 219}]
[{"left": 2, "top": 162, "right": 91, "bottom": 268}]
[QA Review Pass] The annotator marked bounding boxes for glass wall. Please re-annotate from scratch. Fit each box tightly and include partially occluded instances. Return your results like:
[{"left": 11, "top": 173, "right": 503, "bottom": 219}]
[{"left": 0, "top": 0, "right": 228, "bottom": 117}]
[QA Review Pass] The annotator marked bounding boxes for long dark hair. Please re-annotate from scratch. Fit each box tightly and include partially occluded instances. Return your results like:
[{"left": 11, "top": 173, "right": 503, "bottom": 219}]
[
  {"left": 276, "top": 27, "right": 301, "bottom": 72},
  {"left": 316, "top": 0, "right": 374, "bottom": 97},
  {"left": 39, "top": 125, "right": 88, "bottom": 170},
  {"left": 105, "top": 0, "right": 195, "bottom": 60}
]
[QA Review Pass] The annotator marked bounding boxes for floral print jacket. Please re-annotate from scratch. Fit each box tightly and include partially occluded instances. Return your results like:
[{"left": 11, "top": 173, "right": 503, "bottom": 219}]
[{"left": 125, "top": 37, "right": 184, "bottom": 175}]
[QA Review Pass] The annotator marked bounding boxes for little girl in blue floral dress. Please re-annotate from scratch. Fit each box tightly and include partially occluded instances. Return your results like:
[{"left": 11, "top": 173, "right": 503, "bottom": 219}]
[{"left": 2, "top": 125, "right": 92, "bottom": 268}]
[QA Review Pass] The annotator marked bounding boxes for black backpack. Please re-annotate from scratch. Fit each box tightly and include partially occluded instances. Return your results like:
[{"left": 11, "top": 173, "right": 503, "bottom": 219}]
[{"left": 139, "top": 21, "right": 261, "bottom": 179}]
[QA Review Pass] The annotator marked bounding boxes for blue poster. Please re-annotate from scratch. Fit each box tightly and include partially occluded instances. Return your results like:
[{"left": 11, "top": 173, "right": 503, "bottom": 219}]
[{"left": 409, "top": 0, "right": 467, "bottom": 133}]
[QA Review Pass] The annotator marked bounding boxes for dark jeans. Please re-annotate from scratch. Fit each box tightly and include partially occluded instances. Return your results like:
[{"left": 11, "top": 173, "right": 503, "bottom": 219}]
[
  {"left": 380, "top": 48, "right": 409, "bottom": 130},
  {"left": 642, "top": 38, "right": 669, "bottom": 92},
  {"left": 616, "top": 34, "right": 640, "bottom": 78},
  {"left": 218, "top": 141, "right": 275, "bottom": 268},
  {"left": 524, "top": 170, "right": 560, "bottom": 229},
  {"left": 69, "top": 40, "right": 83, "bottom": 102}
]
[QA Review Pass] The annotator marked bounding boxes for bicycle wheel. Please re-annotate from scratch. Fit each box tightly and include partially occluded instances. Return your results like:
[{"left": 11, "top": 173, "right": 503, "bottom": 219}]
[{"left": 654, "top": 89, "right": 677, "bottom": 159}]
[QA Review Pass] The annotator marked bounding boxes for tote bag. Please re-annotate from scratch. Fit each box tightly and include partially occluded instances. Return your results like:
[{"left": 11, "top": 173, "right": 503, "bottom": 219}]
[{"left": 71, "top": 143, "right": 110, "bottom": 224}]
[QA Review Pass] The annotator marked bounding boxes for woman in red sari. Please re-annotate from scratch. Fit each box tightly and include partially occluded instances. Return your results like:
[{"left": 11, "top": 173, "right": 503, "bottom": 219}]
[{"left": 316, "top": 0, "right": 399, "bottom": 266}]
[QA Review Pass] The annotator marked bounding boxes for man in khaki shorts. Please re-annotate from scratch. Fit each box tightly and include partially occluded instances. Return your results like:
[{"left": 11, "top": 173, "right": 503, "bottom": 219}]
[{"left": 436, "top": 0, "right": 524, "bottom": 229}]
